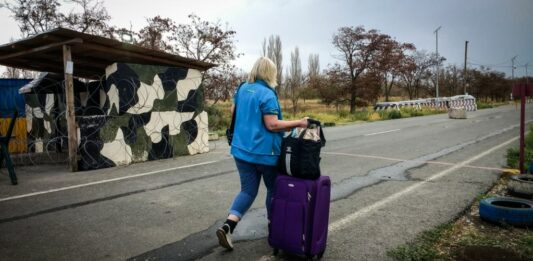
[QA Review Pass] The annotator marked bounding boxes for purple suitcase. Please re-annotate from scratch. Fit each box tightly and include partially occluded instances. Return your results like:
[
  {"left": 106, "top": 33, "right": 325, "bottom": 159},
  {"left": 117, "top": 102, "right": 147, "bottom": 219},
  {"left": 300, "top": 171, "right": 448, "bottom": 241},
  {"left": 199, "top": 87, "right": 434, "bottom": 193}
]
[{"left": 268, "top": 175, "right": 331, "bottom": 259}]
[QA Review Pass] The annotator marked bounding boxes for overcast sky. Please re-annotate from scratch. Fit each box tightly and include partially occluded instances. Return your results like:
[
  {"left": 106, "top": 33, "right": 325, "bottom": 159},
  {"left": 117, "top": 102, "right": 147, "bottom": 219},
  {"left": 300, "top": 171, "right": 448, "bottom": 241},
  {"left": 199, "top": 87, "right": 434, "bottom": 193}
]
[{"left": 1, "top": 0, "right": 532, "bottom": 77}]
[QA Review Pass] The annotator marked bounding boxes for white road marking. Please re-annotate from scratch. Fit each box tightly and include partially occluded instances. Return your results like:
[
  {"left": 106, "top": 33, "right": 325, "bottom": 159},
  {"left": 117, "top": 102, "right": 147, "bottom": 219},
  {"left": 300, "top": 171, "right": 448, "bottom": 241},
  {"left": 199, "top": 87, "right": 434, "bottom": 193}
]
[
  {"left": 0, "top": 160, "right": 219, "bottom": 202},
  {"left": 329, "top": 135, "right": 518, "bottom": 232},
  {"left": 364, "top": 129, "right": 401, "bottom": 136}
]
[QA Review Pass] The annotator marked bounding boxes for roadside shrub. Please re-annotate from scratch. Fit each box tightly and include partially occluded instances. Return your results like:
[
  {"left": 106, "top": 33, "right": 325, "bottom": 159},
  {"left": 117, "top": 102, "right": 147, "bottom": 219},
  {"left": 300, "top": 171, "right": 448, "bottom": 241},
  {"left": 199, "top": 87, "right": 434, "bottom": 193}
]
[
  {"left": 338, "top": 110, "right": 349, "bottom": 118},
  {"left": 476, "top": 100, "right": 508, "bottom": 109},
  {"left": 368, "top": 112, "right": 382, "bottom": 121},
  {"left": 388, "top": 110, "right": 402, "bottom": 119},
  {"left": 351, "top": 111, "right": 370, "bottom": 121},
  {"left": 401, "top": 107, "right": 424, "bottom": 117},
  {"left": 507, "top": 148, "right": 520, "bottom": 170},
  {"left": 206, "top": 105, "right": 230, "bottom": 132},
  {"left": 477, "top": 101, "right": 494, "bottom": 109}
]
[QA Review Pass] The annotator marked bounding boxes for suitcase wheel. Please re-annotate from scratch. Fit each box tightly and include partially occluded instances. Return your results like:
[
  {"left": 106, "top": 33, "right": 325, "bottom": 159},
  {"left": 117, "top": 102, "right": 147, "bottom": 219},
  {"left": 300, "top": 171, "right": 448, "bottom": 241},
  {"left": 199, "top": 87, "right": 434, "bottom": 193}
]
[
  {"left": 317, "top": 250, "right": 325, "bottom": 259},
  {"left": 272, "top": 248, "right": 279, "bottom": 256}
]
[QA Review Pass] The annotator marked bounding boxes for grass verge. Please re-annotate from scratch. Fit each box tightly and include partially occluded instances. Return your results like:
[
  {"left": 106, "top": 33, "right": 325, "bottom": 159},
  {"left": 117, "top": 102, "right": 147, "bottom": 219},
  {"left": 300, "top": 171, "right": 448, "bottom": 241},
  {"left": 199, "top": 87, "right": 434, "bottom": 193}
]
[
  {"left": 507, "top": 124, "right": 533, "bottom": 172},
  {"left": 206, "top": 99, "right": 507, "bottom": 136}
]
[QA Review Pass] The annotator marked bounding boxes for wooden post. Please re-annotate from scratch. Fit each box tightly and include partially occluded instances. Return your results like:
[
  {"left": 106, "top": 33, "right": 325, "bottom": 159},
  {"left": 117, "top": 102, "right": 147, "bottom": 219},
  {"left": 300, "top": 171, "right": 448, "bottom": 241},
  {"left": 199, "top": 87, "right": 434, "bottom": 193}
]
[
  {"left": 520, "top": 84, "right": 526, "bottom": 174},
  {"left": 63, "top": 45, "right": 78, "bottom": 172}
]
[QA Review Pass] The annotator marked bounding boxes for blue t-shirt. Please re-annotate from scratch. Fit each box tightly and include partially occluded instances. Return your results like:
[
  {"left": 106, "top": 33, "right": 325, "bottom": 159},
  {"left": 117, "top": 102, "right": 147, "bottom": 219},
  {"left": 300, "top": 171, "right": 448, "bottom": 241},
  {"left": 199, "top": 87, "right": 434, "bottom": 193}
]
[{"left": 230, "top": 80, "right": 283, "bottom": 166}]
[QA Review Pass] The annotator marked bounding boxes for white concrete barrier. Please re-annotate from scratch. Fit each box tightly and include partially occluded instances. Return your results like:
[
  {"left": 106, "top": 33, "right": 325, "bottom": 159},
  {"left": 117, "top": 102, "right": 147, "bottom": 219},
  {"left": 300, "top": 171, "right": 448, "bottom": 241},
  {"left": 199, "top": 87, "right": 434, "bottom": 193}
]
[{"left": 374, "top": 95, "right": 477, "bottom": 111}]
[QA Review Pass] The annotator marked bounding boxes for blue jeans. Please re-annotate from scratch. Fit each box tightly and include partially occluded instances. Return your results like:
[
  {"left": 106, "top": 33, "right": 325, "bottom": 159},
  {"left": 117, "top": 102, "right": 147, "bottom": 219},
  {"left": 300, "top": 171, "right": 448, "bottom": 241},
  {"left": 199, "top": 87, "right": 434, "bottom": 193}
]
[{"left": 229, "top": 158, "right": 278, "bottom": 219}]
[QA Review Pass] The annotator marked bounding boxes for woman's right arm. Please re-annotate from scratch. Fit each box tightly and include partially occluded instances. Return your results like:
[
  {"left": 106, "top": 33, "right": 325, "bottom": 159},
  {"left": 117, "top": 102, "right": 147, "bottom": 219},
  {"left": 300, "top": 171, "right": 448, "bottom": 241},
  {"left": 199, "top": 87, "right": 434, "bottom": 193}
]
[{"left": 263, "top": 115, "right": 308, "bottom": 132}]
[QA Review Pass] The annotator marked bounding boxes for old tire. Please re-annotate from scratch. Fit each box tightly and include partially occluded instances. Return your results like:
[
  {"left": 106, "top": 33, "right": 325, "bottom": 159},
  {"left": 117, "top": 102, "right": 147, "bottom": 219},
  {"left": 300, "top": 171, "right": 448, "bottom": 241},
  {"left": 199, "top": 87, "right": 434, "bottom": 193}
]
[
  {"left": 508, "top": 174, "right": 533, "bottom": 197},
  {"left": 479, "top": 197, "right": 533, "bottom": 227}
]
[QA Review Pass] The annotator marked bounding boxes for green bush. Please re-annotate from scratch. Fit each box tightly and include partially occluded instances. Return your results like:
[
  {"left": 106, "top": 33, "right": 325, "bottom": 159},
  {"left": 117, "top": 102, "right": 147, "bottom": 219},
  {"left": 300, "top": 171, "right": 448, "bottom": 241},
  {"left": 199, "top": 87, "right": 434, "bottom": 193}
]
[
  {"left": 206, "top": 105, "right": 230, "bottom": 132},
  {"left": 507, "top": 147, "right": 520, "bottom": 170},
  {"left": 400, "top": 107, "right": 424, "bottom": 117},
  {"left": 388, "top": 110, "right": 402, "bottom": 119},
  {"left": 351, "top": 111, "right": 370, "bottom": 121},
  {"left": 338, "top": 110, "right": 349, "bottom": 118},
  {"left": 477, "top": 101, "right": 494, "bottom": 109}
]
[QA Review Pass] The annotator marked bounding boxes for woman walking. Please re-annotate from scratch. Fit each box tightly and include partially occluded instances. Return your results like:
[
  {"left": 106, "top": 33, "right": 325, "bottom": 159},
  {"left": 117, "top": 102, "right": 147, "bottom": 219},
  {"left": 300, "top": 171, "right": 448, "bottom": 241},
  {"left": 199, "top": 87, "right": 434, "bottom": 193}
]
[{"left": 216, "top": 57, "right": 308, "bottom": 250}]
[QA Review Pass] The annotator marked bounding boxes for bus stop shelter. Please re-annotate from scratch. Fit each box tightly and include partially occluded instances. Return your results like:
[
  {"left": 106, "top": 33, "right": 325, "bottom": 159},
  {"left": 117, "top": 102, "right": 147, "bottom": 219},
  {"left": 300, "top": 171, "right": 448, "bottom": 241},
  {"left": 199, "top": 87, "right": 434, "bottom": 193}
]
[{"left": 0, "top": 28, "right": 214, "bottom": 172}]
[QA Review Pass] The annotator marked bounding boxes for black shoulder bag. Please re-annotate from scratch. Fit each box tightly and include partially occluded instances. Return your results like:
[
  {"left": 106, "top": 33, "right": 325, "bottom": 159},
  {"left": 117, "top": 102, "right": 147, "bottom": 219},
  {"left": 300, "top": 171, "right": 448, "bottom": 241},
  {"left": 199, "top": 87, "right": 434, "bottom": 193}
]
[
  {"left": 278, "top": 119, "right": 326, "bottom": 180},
  {"left": 226, "top": 82, "right": 246, "bottom": 146}
]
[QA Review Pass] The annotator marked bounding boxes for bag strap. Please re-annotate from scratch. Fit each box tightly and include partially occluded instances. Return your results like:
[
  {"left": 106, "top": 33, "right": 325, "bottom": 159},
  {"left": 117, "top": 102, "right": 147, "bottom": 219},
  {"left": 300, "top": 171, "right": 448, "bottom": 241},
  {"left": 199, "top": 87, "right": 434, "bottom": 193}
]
[{"left": 228, "top": 82, "right": 246, "bottom": 134}]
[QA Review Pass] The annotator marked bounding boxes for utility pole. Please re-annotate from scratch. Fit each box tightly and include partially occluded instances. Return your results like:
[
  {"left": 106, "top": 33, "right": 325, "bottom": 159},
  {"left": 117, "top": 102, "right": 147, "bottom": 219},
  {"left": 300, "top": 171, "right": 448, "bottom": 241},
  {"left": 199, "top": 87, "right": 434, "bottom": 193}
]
[
  {"left": 526, "top": 63, "right": 529, "bottom": 85},
  {"left": 434, "top": 26, "right": 442, "bottom": 98},
  {"left": 463, "top": 40, "right": 468, "bottom": 95},
  {"left": 511, "top": 56, "right": 518, "bottom": 101},
  {"left": 512, "top": 55, "right": 518, "bottom": 80}
]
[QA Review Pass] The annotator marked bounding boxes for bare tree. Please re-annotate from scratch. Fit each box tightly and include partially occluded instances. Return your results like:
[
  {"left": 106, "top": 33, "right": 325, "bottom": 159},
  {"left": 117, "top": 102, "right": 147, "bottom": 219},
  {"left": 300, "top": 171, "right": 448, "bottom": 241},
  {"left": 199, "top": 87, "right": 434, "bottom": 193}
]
[
  {"left": 308, "top": 53, "right": 320, "bottom": 79},
  {"left": 375, "top": 39, "right": 415, "bottom": 102},
  {"left": 263, "top": 35, "right": 283, "bottom": 94},
  {"left": 202, "top": 64, "right": 245, "bottom": 104},
  {"left": 398, "top": 50, "right": 439, "bottom": 99},
  {"left": 172, "top": 14, "right": 238, "bottom": 64},
  {"left": 261, "top": 38, "right": 266, "bottom": 56},
  {"left": 332, "top": 26, "right": 390, "bottom": 113},
  {"left": 171, "top": 14, "right": 240, "bottom": 105},
  {"left": 441, "top": 65, "right": 461, "bottom": 97},
  {"left": 63, "top": 0, "right": 111, "bottom": 35},
  {"left": 303, "top": 53, "right": 320, "bottom": 102},
  {"left": 137, "top": 16, "right": 175, "bottom": 52},
  {"left": 287, "top": 47, "right": 302, "bottom": 115},
  {"left": 4, "top": 0, "right": 112, "bottom": 37},
  {"left": 2, "top": 0, "right": 115, "bottom": 76},
  {"left": 4, "top": 0, "right": 63, "bottom": 36}
]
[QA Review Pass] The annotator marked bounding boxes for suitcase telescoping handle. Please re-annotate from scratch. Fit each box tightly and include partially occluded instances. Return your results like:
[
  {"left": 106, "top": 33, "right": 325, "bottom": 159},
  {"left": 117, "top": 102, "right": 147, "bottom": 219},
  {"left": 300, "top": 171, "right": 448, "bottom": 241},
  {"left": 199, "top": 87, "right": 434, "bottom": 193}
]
[{"left": 298, "top": 118, "right": 326, "bottom": 147}]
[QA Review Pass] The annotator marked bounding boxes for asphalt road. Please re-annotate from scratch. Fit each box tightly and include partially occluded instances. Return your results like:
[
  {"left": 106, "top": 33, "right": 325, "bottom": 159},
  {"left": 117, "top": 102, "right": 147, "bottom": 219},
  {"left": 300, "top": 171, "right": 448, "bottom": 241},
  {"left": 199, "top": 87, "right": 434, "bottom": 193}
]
[{"left": 0, "top": 104, "right": 531, "bottom": 261}]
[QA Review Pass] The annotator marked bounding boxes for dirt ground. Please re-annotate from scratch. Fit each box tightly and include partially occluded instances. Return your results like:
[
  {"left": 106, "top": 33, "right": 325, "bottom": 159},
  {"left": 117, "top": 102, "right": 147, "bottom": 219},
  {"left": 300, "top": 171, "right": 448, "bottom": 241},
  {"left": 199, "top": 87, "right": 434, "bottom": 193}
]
[{"left": 436, "top": 173, "right": 533, "bottom": 261}]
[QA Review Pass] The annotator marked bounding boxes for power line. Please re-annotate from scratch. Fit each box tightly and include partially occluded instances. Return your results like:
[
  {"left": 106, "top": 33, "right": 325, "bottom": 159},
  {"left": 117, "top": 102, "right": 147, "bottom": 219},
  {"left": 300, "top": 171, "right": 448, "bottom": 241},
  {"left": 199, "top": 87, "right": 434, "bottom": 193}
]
[
  {"left": 467, "top": 62, "right": 513, "bottom": 68},
  {"left": 468, "top": 57, "right": 510, "bottom": 67}
]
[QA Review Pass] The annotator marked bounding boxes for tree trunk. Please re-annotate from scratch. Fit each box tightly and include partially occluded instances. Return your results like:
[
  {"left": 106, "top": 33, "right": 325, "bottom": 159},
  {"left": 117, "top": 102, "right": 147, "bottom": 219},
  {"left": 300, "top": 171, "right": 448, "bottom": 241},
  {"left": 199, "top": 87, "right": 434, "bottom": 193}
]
[
  {"left": 407, "top": 85, "right": 414, "bottom": 100},
  {"left": 350, "top": 81, "right": 357, "bottom": 113},
  {"left": 385, "top": 81, "right": 393, "bottom": 102}
]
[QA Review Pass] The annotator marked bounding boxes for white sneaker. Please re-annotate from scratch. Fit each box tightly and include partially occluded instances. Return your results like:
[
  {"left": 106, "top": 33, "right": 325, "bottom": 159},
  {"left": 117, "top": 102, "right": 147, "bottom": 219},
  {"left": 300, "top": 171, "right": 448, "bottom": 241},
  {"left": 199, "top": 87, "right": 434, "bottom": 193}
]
[{"left": 216, "top": 224, "right": 234, "bottom": 250}]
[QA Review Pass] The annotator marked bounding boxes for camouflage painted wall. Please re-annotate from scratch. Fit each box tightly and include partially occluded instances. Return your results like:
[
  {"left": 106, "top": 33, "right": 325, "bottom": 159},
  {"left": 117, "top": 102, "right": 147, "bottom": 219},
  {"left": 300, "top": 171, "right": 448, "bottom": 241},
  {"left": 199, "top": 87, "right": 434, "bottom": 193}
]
[
  {"left": 25, "top": 93, "right": 64, "bottom": 153},
  {"left": 25, "top": 80, "right": 93, "bottom": 155},
  {"left": 77, "top": 63, "right": 209, "bottom": 170}
]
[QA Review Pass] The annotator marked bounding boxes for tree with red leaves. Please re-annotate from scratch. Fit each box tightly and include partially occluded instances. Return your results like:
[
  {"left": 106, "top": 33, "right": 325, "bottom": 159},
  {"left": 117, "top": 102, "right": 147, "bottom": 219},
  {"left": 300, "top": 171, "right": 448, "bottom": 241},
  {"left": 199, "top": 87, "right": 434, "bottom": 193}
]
[{"left": 332, "top": 26, "right": 391, "bottom": 113}]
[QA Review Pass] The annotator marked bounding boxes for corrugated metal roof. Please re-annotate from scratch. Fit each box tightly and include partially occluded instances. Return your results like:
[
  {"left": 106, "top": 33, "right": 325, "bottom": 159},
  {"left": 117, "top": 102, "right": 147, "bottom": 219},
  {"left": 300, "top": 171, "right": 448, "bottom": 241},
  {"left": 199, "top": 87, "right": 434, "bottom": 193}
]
[{"left": 0, "top": 27, "right": 216, "bottom": 80}]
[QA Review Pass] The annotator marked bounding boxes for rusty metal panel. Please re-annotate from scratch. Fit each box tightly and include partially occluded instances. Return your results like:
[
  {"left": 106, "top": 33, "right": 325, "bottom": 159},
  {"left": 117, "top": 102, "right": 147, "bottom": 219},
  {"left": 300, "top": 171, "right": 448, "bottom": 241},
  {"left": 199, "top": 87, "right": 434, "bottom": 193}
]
[
  {"left": 0, "top": 118, "right": 27, "bottom": 154},
  {"left": 512, "top": 84, "right": 533, "bottom": 98},
  {"left": 527, "top": 84, "right": 533, "bottom": 96}
]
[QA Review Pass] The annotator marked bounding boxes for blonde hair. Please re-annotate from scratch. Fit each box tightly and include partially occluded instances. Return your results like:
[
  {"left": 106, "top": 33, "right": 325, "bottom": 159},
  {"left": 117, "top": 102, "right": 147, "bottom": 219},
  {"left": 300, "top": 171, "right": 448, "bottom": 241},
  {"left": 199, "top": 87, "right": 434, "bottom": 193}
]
[{"left": 247, "top": 57, "right": 278, "bottom": 88}]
